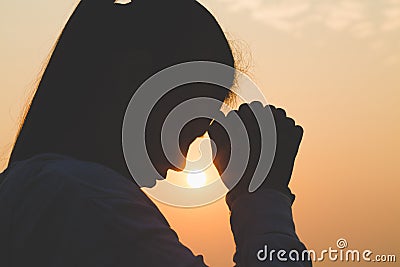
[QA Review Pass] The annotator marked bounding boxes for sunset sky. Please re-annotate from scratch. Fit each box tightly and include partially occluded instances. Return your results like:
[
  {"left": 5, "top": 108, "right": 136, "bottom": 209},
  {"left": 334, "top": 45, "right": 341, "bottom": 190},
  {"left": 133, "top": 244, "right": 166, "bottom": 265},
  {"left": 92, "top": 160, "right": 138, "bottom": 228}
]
[{"left": 1, "top": 0, "right": 399, "bottom": 266}]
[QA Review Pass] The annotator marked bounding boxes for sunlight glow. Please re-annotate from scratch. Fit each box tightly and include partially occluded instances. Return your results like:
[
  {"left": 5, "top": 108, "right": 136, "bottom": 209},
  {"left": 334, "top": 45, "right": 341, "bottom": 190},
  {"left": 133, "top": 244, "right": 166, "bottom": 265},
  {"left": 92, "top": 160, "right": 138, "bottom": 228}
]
[{"left": 186, "top": 172, "right": 207, "bottom": 188}]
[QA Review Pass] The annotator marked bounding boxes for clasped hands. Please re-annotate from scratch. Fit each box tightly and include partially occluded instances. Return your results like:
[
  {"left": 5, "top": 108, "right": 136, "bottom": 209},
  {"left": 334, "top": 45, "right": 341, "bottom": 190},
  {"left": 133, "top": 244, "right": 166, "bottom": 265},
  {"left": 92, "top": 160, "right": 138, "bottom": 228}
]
[{"left": 208, "top": 101, "right": 303, "bottom": 205}]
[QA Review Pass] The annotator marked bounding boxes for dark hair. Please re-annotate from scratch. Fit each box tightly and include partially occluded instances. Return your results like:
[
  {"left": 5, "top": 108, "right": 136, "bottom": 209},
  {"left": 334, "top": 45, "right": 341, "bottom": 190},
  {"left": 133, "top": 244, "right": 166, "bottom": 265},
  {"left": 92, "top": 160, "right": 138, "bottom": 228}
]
[{"left": 9, "top": 0, "right": 235, "bottom": 173}]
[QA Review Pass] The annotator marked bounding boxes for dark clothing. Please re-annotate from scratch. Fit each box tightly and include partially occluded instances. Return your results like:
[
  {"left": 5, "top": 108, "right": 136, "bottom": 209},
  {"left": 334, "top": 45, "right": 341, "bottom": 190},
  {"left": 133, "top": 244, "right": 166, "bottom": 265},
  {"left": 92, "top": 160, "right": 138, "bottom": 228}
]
[{"left": 0, "top": 154, "right": 310, "bottom": 266}]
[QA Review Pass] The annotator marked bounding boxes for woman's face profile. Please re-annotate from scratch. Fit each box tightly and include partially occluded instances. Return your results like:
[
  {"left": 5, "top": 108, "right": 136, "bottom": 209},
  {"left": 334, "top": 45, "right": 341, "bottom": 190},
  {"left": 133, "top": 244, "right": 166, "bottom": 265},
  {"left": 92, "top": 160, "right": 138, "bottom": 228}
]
[
  {"left": 112, "top": 55, "right": 230, "bottom": 177},
  {"left": 144, "top": 83, "right": 228, "bottom": 177}
]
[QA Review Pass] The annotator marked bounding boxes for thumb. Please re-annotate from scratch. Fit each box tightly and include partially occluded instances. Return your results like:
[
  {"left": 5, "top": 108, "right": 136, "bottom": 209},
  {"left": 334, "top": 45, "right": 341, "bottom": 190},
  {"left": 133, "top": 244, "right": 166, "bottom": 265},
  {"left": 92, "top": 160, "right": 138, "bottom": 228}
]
[{"left": 208, "top": 121, "right": 230, "bottom": 177}]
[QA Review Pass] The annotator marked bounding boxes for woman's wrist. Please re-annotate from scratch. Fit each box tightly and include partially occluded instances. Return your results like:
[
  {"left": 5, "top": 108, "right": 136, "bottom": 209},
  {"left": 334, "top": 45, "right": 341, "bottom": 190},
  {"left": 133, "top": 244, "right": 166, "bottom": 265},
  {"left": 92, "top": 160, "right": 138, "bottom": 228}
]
[{"left": 226, "top": 184, "right": 295, "bottom": 211}]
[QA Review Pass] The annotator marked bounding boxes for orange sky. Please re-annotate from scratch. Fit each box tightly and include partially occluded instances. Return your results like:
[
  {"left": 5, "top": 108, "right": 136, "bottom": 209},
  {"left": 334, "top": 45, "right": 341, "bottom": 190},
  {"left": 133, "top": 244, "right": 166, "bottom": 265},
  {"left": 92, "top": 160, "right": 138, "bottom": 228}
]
[{"left": 1, "top": 1, "right": 399, "bottom": 266}]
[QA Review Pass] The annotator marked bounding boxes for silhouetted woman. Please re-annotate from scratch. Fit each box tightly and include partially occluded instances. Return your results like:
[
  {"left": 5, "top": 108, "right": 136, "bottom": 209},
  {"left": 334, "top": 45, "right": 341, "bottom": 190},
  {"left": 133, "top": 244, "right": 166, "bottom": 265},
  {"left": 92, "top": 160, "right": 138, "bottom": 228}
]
[{"left": 0, "top": 0, "right": 310, "bottom": 266}]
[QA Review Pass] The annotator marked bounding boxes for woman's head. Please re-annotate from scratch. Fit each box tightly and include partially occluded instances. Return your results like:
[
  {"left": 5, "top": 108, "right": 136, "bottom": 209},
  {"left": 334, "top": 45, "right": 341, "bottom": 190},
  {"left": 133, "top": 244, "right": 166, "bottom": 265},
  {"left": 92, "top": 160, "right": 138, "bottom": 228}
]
[{"left": 11, "top": 0, "right": 236, "bottom": 181}]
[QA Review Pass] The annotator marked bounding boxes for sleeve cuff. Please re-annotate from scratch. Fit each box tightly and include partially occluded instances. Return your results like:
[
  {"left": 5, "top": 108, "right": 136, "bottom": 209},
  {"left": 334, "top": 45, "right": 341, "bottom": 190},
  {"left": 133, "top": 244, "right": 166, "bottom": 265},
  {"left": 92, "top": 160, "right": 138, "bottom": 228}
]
[{"left": 229, "top": 189, "right": 298, "bottom": 247}]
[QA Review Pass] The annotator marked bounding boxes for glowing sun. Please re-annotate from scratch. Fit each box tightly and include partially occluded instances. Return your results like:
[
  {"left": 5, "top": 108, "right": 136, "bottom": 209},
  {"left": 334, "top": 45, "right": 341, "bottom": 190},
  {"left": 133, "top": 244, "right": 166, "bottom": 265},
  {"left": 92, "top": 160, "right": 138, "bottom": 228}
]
[{"left": 186, "top": 172, "right": 207, "bottom": 188}]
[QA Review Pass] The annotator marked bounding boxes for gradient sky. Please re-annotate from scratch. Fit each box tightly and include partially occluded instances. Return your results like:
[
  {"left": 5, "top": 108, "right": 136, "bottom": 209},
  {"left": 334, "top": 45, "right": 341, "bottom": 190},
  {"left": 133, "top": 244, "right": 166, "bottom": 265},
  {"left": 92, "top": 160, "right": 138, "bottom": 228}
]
[{"left": 1, "top": 0, "right": 399, "bottom": 266}]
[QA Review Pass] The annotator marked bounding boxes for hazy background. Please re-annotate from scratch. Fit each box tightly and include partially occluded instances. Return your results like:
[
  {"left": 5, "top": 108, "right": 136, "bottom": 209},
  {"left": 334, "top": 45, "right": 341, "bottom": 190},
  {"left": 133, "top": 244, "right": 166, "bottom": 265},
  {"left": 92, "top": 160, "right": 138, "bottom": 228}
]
[{"left": 1, "top": 0, "right": 399, "bottom": 266}]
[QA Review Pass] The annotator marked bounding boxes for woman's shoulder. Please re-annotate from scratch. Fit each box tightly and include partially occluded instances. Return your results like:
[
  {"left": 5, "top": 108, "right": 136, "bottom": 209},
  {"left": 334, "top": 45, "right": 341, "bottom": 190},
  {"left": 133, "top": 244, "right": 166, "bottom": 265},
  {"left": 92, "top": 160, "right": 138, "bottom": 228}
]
[
  {"left": 0, "top": 153, "right": 147, "bottom": 206},
  {"left": 0, "top": 154, "right": 171, "bottom": 265}
]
